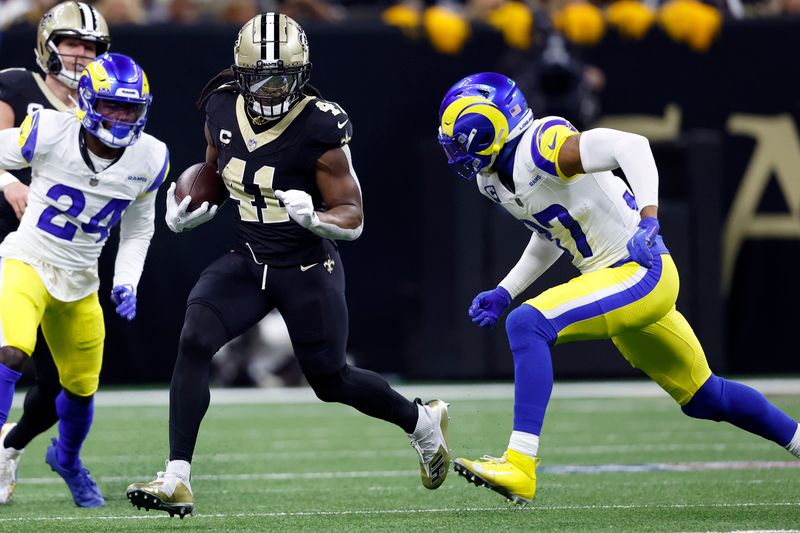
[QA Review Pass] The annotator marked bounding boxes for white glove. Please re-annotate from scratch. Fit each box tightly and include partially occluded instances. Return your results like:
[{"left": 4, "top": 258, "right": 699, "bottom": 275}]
[
  {"left": 274, "top": 189, "right": 319, "bottom": 229},
  {"left": 165, "top": 182, "right": 219, "bottom": 233}
]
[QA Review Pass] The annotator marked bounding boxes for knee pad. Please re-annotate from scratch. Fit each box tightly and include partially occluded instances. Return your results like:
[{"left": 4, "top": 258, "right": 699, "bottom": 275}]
[
  {"left": 681, "top": 374, "right": 724, "bottom": 421},
  {"left": 179, "top": 303, "right": 229, "bottom": 362},
  {"left": 306, "top": 365, "right": 349, "bottom": 403},
  {"left": 505, "top": 304, "right": 558, "bottom": 351}
]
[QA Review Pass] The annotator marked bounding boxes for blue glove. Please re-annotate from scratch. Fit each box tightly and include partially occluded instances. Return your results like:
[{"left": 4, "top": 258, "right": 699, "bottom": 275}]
[
  {"left": 111, "top": 284, "right": 137, "bottom": 321},
  {"left": 627, "top": 217, "right": 660, "bottom": 268},
  {"left": 468, "top": 286, "right": 512, "bottom": 328}
]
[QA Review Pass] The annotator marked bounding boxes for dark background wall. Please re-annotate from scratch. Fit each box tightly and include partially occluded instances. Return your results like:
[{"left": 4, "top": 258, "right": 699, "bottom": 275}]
[{"left": 1, "top": 18, "right": 798, "bottom": 383}]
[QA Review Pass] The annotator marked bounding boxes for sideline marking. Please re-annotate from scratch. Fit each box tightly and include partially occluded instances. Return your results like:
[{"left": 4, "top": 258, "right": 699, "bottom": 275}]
[{"left": 12, "top": 379, "right": 800, "bottom": 408}]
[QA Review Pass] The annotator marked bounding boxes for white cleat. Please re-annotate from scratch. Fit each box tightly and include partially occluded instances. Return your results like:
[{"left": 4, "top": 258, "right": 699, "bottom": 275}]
[
  {"left": 409, "top": 399, "right": 451, "bottom": 489},
  {"left": 0, "top": 423, "right": 24, "bottom": 504}
]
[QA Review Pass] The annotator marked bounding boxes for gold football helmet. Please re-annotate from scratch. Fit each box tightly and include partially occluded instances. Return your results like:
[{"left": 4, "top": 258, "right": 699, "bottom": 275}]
[
  {"left": 35, "top": 1, "right": 111, "bottom": 89},
  {"left": 232, "top": 12, "right": 311, "bottom": 121}
]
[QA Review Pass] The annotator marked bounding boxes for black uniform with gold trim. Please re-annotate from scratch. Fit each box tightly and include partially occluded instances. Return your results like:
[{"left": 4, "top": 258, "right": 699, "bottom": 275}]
[
  {"left": 0, "top": 68, "right": 70, "bottom": 238},
  {"left": 175, "top": 87, "right": 357, "bottom": 396},
  {"left": 205, "top": 86, "right": 353, "bottom": 267}
]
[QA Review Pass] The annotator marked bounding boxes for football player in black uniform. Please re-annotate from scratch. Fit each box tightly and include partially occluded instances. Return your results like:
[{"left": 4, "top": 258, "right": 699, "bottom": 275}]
[
  {"left": 0, "top": 1, "right": 110, "bottom": 505},
  {"left": 126, "top": 13, "right": 450, "bottom": 517}
]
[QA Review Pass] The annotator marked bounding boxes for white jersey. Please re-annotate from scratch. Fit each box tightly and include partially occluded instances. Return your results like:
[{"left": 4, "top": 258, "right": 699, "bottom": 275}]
[
  {"left": 0, "top": 109, "right": 168, "bottom": 300},
  {"left": 477, "top": 116, "right": 640, "bottom": 273}
]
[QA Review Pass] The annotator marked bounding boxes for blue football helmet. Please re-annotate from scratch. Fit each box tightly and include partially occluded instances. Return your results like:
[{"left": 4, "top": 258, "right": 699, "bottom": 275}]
[
  {"left": 438, "top": 72, "right": 534, "bottom": 180},
  {"left": 77, "top": 53, "right": 151, "bottom": 148}
]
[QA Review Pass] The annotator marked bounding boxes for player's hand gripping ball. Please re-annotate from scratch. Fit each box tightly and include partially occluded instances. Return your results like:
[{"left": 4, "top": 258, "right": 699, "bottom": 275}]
[{"left": 166, "top": 163, "right": 228, "bottom": 233}]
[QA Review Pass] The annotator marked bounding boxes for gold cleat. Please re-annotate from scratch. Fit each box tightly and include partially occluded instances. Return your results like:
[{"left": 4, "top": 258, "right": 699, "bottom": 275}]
[
  {"left": 454, "top": 449, "right": 539, "bottom": 505},
  {"left": 410, "top": 399, "right": 451, "bottom": 489},
  {"left": 126, "top": 472, "right": 195, "bottom": 518}
]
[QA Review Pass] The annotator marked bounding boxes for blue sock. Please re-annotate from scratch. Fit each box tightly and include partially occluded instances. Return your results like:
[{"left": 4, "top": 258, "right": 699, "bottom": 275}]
[
  {"left": 0, "top": 363, "right": 22, "bottom": 427},
  {"left": 682, "top": 374, "right": 798, "bottom": 446},
  {"left": 506, "top": 305, "right": 558, "bottom": 435},
  {"left": 55, "top": 391, "right": 94, "bottom": 470}
]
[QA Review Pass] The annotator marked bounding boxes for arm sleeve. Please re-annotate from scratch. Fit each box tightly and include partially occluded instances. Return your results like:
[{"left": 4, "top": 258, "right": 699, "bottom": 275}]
[
  {"left": 579, "top": 128, "right": 659, "bottom": 209},
  {"left": 498, "top": 233, "right": 563, "bottom": 299},
  {"left": 0, "top": 127, "right": 28, "bottom": 170},
  {"left": 113, "top": 192, "right": 156, "bottom": 291}
]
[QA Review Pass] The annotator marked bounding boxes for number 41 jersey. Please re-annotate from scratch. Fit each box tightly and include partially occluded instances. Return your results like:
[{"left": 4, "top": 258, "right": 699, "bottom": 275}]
[
  {"left": 0, "top": 109, "right": 168, "bottom": 299},
  {"left": 205, "top": 90, "right": 354, "bottom": 267}
]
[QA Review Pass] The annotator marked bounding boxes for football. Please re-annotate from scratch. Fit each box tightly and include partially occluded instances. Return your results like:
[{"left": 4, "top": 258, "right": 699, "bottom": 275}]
[{"left": 174, "top": 163, "right": 228, "bottom": 212}]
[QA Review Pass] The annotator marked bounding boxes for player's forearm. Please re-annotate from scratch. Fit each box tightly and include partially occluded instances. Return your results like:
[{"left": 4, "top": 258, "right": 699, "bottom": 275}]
[
  {"left": 310, "top": 205, "right": 364, "bottom": 241},
  {"left": 113, "top": 235, "right": 152, "bottom": 291},
  {"left": 579, "top": 128, "right": 659, "bottom": 209},
  {"left": 0, "top": 170, "right": 20, "bottom": 190},
  {"left": 499, "top": 234, "right": 562, "bottom": 299}
]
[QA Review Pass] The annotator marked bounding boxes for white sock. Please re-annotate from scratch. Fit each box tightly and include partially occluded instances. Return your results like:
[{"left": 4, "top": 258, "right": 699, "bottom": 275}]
[
  {"left": 410, "top": 403, "right": 432, "bottom": 439},
  {"left": 0, "top": 446, "right": 22, "bottom": 460},
  {"left": 508, "top": 430, "right": 540, "bottom": 458},
  {"left": 785, "top": 424, "right": 800, "bottom": 459},
  {"left": 165, "top": 459, "right": 191, "bottom": 481}
]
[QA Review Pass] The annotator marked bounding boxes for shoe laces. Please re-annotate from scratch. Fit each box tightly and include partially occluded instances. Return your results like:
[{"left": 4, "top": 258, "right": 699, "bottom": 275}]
[
  {"left": 72, "top": 466, "right": 100, "bottom": 497},
  {"left": 410, "top": 408, "right": 442, "bottom": 462}
]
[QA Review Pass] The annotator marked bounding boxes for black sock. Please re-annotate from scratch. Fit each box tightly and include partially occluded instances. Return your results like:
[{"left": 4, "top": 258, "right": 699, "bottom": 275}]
[
  {"left": 306, "top": 365, "right": 419, "bottom": 434},
  {"left": 5, "top": 384, "right": 60, "bottom": 450}
]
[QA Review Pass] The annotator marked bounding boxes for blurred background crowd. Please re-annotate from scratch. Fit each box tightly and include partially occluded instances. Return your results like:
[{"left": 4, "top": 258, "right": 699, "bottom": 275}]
[{"left": 1, "top": 0, "right": 798, "bottom": 50}]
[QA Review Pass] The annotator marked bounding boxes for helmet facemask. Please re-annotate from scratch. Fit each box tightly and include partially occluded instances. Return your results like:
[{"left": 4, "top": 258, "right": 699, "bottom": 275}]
[
  {"left": 232, "top": 62, "right": 310, "bottom": 123},
  {"left": 46, "top": 33, "right": 109, "bottom": 89}
]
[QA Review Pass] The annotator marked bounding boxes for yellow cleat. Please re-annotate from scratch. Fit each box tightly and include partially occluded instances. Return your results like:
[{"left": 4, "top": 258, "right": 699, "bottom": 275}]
[
  {"left": 126, "top": 472, "right": 194, "bottom": 518},
  {"left": 453, "top": 449, "right": 539, "bottom": 505}
]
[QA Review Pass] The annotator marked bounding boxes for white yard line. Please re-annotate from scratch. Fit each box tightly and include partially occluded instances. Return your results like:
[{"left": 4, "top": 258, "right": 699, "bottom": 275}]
[
  {"left": 1, "top": 502, "right": 798, "bottom": 523},
  {"left": 11, "top": 379, "right": 800, "bottom": 408},
  {"left": 18, "top": 460, "right": 800, "bottom": 485}
]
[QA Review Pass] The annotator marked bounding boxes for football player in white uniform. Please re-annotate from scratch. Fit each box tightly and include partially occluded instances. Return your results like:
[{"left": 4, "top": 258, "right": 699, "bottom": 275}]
[
  {"left": 0, "top": 1, "right": 111, "bottom": 506},
  {"left": 438, "top": 73, "right": 800, "bottom": 505},
  {"left": 0, "top": 53, "right": 168, "bottom": 506}
]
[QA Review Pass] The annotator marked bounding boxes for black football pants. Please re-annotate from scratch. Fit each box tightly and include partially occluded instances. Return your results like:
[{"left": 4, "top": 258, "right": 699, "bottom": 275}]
[{"left": 168, "top": 250, "right": 418, "bottom": 462}]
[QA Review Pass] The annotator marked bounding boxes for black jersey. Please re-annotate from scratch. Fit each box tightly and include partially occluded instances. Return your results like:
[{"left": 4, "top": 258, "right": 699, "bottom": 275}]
[
  {"left": 0, "top": 68, "right": 69, "bottom": 239},
  {"left": 205, "top": 88, "right": 354, "bottom": 267}
]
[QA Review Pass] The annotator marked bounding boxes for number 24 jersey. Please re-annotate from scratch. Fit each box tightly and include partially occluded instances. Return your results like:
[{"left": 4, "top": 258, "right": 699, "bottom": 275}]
[{"left": 0, "top": 109, "right": 168, "bottom": 299}]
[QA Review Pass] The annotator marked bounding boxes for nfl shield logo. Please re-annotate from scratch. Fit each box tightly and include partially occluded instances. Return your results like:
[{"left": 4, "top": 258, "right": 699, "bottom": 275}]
[{"left": 247, "top": 138, "right": 257, "bottom": 151}]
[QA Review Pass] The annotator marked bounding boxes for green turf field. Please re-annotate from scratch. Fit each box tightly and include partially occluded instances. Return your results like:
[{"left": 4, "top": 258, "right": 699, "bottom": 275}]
[{"left": 2, "top": 387, "right": 799, "bottom": 532}]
